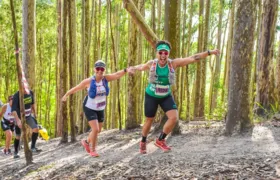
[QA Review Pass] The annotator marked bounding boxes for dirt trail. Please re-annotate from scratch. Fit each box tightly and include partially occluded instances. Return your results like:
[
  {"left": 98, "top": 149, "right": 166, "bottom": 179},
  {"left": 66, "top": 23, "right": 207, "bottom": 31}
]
[{"left": 0, "top": 121, "right": 279, "bottom": 179}]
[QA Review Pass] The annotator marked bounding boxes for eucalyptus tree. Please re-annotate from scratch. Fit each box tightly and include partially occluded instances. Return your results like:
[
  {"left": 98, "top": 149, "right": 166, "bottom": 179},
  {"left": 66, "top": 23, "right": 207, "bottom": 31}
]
[
  {"left": 226, "top": 0, "right": 257, "bottom": 135},
  {"left": 255, "top": 0, "right": 278, "bottom": 116}
]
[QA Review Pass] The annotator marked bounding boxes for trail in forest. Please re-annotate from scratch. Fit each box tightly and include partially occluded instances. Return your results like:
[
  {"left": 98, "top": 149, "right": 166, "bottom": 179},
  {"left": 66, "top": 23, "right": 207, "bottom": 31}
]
[{"left": 0, "top": 120, "right": 280, "bottom": 179}]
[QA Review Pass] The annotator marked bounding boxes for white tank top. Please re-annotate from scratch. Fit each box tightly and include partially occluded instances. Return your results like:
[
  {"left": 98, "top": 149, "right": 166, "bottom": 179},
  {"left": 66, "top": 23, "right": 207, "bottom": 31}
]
[
  {"left": 3, "top": 104, "right": 15, "bottom": 123},
  {"left": 85, "top": 80, "right": 107, "bottom": 111}
]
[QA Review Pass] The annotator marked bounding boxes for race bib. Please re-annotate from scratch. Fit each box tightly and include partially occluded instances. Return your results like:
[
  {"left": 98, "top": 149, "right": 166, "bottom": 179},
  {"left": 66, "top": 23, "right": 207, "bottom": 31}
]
[
  {"left": 96, "top": 100, "right": 106, "bottom": 109},
  {"left": 155, "top": 84, "right": 169, "bottom": 96},
  {"left": 25, "top": 109, "right": 32, "bottom": 116},
  {"left": 9, "top": 119, "right": 15, "bottom": 124}
]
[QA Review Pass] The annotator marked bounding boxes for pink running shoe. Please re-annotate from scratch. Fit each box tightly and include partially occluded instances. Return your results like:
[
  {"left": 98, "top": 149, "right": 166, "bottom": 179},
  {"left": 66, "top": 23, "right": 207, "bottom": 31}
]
[
  {"left": 89, "top": 150, "right": 99, "bottom": 157},
  {"left": 139, "top": 142, "right": 147, "bottom": 154},
  {"left": 81, "top": 140, "right": 90, "bottom": 153},
  {"left": 154, "top": 139, "right": 171, "bottom": 152}
]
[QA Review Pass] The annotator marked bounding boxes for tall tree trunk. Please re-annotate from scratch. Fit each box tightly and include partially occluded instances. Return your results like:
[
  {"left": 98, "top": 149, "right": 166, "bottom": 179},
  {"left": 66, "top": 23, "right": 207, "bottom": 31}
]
[
  {"left": 46, "top": 56, "right": 52, "bottom": 133},
  {"left": 255, "top": 0, "right": 278, "bottom": 116},
  {"left": 85, "top": 0, "right": 90, "bottom": 77},
  {"left": 137, "top": 0, "right": 145, "bottom": 124},
  {"left": 199, "top": 0, "right": 210, "bottom": 117},
  {"left": 22, "top": 0, "right": 36, "bottom": 140},
  {"left": 22, "top": 0, "right": 36, "bottom": 90},
  {"left": 193, "top": 0, "right": 204, "bottom": 118},
  {"left": 68, "top": 0, "right": 77, "bottom": 142},
  {"left": 222, "top": 0, "right": 236, "bottom": 103},
  {"left": 226, "top": 0, "right": 257, "bottom": 135},
  {"left": 126, "top": 0, "right": 139, "bottom": 130},
  {"left": 163, "top": 0, "right": 181, "bottom": 135},
  {"left": 251, "top": 0, "right": 262, "bottom": 108},
  {"left": 78, "top": 0, "right": 86, "bottom": 134},
  {"left": 10, "top": 0, "right": 33, "bottom": 164},
  {"left": 210, "top": 0, "right": 223, "bottom": 113},
  {"left": 108, "top": 0, "right": 119, "bottom": 129},
  {"left": 104, "top": 1, "right": 110, "bottom": 130},
  {"left": 277, "top": 36, "right": 280, "bottom": 110},
  {"left": 179, "top": 0, "right": 187, "bottom": 119},
  {"left": 97, "top": 0, "right": 101, "bottom": 59},
  {"left": 185, "top": 0, "right": 194, "bottom": 121},
  {"left": 56, "top": 0, "right": 62, "bottom": 137},
  {"left": 151, "top": 0, "right": 156, "bottom": 33},
  {"left": 60, "top": 0, "right": 68, "bottom": 143},
  {"left": 157, "top": 0, "right": 162, "bottom": 39},
  {"left": 93, "top": 0, "right": 98, "bottom": 61}
]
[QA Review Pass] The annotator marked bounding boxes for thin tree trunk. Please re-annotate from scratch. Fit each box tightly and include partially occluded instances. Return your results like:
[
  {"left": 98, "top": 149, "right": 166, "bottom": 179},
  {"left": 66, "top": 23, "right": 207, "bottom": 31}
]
[
  {"left": 85, "top": 0, "right": 90, "bottom": 77},
  {"left": 68, "top": 0, "right": 77, "bottom": 142},
  {"left": 60, "top": 0, "right": 68, "bottom": 143},
  {"left": 22, "top": 0, "right": 35, "bottom": 90},
  {"left": 277, "top": 36, "right": 280, "bottom": 109},
  {"left": 78, "top": 0, "right": 86, "bottom": 134},
  {"left": 157, "top": 0, "right": 162, "bottom": 38},
  {"left": 55, "top": 0, "right": 62, "bottom": 137},
  {"left": 255, "top": 0, "right": 278, "bottom": 116},
  {"left": 126, "top": 0, "right": 139, "bottom": 130},
  {"left": 137, "top": 0, "right": 145, "bottom": 124},
  {"left": 10, "top": 0, "right": 33, "bottom": 164},
  {"left": 251, "top": 0, "right": 262, "bottom": 109},
  {"left": 199, "top": 0, "right": 210, "bottom": 118},
  {"left": 193, "top": 0, "right": 204, "bottom": 118},
  {"left": 210, "top": 0, "right": 223, "bottom": 113},
  {"left": 185, "top": 0, "right": 194, "bottom": 121},
  {"left": 222, "top": 0, "right": 236, "bottom": 103},
  {"left": 179, "top": 0, "right": 187, "bottom": 119},
  {"left": 163, "top": 0, "right": 181, "bottom": 135}
]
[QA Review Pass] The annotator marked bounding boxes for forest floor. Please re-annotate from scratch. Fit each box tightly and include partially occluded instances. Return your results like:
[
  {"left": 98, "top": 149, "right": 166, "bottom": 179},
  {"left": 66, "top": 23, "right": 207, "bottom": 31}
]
[{"left": 0, "top": 118, "right": 280, "bottom": 180}]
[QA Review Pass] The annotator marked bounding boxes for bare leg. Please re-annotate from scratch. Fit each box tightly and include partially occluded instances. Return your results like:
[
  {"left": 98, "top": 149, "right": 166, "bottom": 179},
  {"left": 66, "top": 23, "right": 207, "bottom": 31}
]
[
  {"left": 88, "top": 120, "right": 99, "bottom": 151},
  {"left": 5, "top": 130, "right": 12, "bottom": 150},
  {"left": 98, "top": 122, "right": 103, "bottom": 133},
  {"left": 162, "top": 109, "right": 178, "bottom": 134},
  {"left": 154, "top": 110, "right": 178, "bottom": 152},
  {"left": 142, "top": 117, "right": 154, "bottom": 137},
  {"left": 140, "top": 117, "right": 154, "bottom": 154}
]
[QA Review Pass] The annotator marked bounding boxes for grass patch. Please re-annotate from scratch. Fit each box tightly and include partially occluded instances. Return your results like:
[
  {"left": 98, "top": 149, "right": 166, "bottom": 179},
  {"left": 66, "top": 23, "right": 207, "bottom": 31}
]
[{"left": 27, "top": 163, "right": 55, "bottom": 176}]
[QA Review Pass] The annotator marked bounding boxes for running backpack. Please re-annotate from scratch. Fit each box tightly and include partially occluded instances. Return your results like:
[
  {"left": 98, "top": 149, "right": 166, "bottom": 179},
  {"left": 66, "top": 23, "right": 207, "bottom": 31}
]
[
  {"left": 148, "top": 59, "right": 176, "bottom": 85},
  {"left": 88, "top": 76, "right": 110, "bottom": 99}
]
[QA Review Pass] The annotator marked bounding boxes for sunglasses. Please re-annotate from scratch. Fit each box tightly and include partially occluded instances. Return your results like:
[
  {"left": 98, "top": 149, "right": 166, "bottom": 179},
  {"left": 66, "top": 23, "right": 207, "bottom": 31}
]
[
  {"left": 159, "top": 51, "right": 169, "bottom": 56},
  {"left": 95, "top": 67, "right": 105, "bottom": 72}
]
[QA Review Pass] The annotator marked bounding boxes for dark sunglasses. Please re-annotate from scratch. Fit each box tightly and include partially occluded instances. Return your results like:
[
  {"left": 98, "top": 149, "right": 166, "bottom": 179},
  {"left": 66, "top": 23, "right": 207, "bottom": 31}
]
[
  {"left": 8, "top": 96, "right": 13, "bottom": 101},
  {"left": 96, "top": 67, "right": 105, "bottom": 72},
  {"left": 159, "top": 51, "right": 169, "bottom": 56}
]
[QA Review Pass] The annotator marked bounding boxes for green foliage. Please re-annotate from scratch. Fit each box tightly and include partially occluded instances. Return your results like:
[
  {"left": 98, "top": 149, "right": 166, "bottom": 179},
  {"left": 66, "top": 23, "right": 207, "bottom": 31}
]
[
  {"left": 0, "top": 0, "right": 278, "bottom": 139},
  {"left": 254, "top": 102, "right": 280, "bottom": 121}
]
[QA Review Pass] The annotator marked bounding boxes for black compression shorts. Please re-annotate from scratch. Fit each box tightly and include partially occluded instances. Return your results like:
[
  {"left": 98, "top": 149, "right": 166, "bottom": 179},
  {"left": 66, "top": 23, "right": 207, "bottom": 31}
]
[{"left": 144, "top": 92, "right": 177, "bottom": 117}]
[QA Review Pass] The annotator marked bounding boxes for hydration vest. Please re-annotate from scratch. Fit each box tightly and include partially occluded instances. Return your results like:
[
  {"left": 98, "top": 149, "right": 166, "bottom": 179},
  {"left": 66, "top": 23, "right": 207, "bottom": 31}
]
[
  {"left": 148, "top": 59, "right": 176, "bottom": 85},
  {"left": 88, "top": 76, "right": 110, "bottom": 99}
]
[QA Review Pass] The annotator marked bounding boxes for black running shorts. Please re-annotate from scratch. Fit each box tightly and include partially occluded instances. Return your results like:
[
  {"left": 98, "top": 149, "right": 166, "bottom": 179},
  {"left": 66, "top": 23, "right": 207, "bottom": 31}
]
[
  {"left": 144, "top": 92, "right": 177, "bottom": 117},
  {"left": 1, "top": 120, "right": 14, "bottom": 131},
  {"left": 13, "top": 116, "right": 38, "bottom": 136},
  {"left": 83, "top": 96, "right": 105, "bottom": 123}
]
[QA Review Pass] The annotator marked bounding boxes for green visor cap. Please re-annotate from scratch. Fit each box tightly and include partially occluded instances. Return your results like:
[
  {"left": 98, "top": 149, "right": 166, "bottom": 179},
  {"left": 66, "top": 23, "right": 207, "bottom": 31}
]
[{"left": 156, "top": 44, "right": 170, "bottom": 51}]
